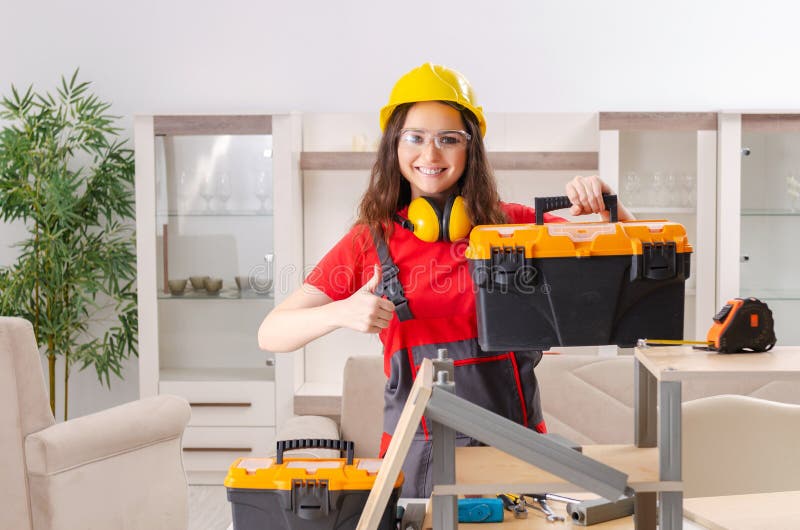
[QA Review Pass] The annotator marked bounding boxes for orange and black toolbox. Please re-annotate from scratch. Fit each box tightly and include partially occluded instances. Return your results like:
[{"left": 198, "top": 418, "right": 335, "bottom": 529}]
[
  {"left": 466, "top": 195, "right": 693, "bottom": 351},
  {"left": 224, "top": 439, "right": 401, "bottom": 530}
]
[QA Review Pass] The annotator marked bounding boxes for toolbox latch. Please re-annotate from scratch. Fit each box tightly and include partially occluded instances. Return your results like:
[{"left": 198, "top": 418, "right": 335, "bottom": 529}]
[
  {"left": 632, "top": 242, "right": 677, "bottom": 281},
  {"left": 291, "top": 479, "right": 331, "bottom": 520},
  {"left": 485, "top": 246, "right": 537, "bottom": 292}
]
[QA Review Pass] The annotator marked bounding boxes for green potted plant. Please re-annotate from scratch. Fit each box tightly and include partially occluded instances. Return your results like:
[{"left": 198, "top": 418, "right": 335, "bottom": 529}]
[{"left": 0, "top": 71, "right": 137, "bottom": 419}]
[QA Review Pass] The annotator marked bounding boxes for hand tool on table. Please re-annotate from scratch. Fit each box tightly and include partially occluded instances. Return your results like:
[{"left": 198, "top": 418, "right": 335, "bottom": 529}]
[
  {"left": 532, "top": 497, "right": 565, "bottom": 523},
  {"left": 501, "top": 493, "right": 568, "bottom": 522},
  {"left": 639, "top": 297, "right": 776, "bottom": 353},
  {"left": 498, "top": 494, "right": 528, "bottom": 519},
  {"left": 524, "top": 493, "right": 576, "bottom": 522}
]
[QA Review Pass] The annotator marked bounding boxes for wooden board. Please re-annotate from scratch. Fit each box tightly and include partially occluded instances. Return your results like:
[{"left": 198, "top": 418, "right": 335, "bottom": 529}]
[
  {"left": 742, "top": 114, "right": 800, "bottom": 132},
  {"left": 356, "top": 359, "right": 433, "bottom": 530},
  {"left": 598, "top": 112, "right": 718, "bottom": 131},
  {"left": 153, "top": 115, "right": 271, "bottom": 135},
  {"left": 634, "top": 346, "right": 800, "bottom": 382},
  {"left": 429, "top": 445, "right": 678, "bottom": 496},
  {"left": 684, "top": 490, "right": 800, "bottom": 530}
]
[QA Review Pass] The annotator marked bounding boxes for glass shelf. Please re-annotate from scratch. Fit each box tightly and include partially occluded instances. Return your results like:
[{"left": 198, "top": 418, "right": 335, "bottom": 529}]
[
  {"left": 628, "top": 206, "right": 696, "bottom": 215},
  {"left": 740, "top": 289, "right": 800, "bottom": 301},
  {"left": 741, "top": 209, "right": 800, "bottom": 217},
  {"left": 156, "top": 210, "right": 273, "bottom": 218},
  {"left": 158, "top": 287, "right": 273, "bottom": 300}
]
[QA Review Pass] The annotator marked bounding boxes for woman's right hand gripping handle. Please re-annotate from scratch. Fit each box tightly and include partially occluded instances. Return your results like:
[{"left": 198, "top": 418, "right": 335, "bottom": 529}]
[{"left": 258, "top": 264, "right": 396, "bottom": 352}]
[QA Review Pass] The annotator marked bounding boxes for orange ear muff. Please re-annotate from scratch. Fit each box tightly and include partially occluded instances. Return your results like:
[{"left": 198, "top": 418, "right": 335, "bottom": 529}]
[
  {"left": 406, "top": 196, "right": 442, "bottom": 242},
  {"left": 443, "top": 195, "right": 471, "bottom": 242},
  {"left": 403, "top": 195, "right": 472, "bottom": 243}
]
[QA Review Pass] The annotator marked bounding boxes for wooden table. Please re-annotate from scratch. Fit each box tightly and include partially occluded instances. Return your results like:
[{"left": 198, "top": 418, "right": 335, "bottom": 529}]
[
  {"left": 684, "top": 490, "right": 800, "bottom": 529},
  {"left": 419, "top": 445, "right": 673, "bottom": 529},
  {"left": 423, "top": 497, "right": 634, "bottom": 530},
  {"left": 437, "top": 446, "right": 673, "bottom": 496},
  {"left": 633, "top": 346, "right": 800, "bottom": 530}
]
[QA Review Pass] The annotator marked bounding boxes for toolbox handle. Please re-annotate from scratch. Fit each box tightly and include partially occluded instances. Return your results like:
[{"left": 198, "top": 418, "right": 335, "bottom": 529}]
[
  {"left": 276, "top": 439, "right": 355, "bottom": 465},
  {"left": 534, "top": 194, "right": 618, "bottom": 225}
]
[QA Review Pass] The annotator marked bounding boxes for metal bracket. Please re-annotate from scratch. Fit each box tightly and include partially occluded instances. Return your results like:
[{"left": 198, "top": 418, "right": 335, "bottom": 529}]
[{"left": 425, "top": 388, "right": 628, "bottom": 503}]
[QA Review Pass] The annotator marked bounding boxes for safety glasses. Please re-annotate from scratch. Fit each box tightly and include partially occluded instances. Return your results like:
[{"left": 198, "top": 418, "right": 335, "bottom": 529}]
[{"left": 398, "top": 128, "right": 471, "bottom": 151}]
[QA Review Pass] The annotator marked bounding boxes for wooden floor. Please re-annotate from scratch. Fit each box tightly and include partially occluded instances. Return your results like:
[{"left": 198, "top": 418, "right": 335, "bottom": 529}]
[{"left": 189, "top": 486, "right": 231, "bottom": 530}]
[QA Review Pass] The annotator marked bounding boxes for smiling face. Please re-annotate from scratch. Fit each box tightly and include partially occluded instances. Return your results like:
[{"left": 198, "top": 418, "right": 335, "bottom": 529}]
[{"left": 397, "top": 101, "right": 468, "bottom": 204}]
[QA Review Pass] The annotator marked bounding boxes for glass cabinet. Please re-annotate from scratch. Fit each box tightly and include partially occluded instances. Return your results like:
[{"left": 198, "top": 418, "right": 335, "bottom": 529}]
[
  {"left": 134, "top": 115, "right": 302, "bottom": 483},
  {"left": 599, "top": 113, "right": 718, "bottom": 341},
  {"left": 719, "top": 113, "right": 800, "bottom": 344}
]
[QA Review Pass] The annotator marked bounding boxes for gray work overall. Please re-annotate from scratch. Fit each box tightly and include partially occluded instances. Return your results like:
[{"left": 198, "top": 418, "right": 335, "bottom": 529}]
[{"left": 374, "top": 234, "right": 546, "bottom": 498}]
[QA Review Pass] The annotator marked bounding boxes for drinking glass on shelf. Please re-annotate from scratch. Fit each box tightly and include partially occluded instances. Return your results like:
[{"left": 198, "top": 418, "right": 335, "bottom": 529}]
[
  {"left": 177, "top": 170, "right": 190, "bottom": 212},
  {"left": 650, "top": 172, "right": 664, "bottom": 208},
  {"left": 681, "top": 173, "right": 695, "bottom": 208},
  {"left": 216, "top": 173, "right": 232, "bottom": 210},
  {"left": 787, "top": 174, "right": 800, "bottom": 212},
  {"left": 254, "top": 171, "right": 271, "bottom": 212},
  {"left": 199, "top": 173, "right": 215, "bottom": 211},
  {"left": 665, "top": 173, "right": 678, "bottom": 207},
  {"left": 622, "top": 171, "right": 640, "bottom": 206}
]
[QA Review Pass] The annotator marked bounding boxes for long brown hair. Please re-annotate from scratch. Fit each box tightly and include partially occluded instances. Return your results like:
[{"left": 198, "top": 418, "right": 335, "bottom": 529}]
[{"left": 355, "top": 101, "right": 506, "bottom": 239}]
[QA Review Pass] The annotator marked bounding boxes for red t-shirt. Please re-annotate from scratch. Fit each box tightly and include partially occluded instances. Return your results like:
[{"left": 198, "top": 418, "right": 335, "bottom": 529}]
[{"left": 305, "top": 202, "right": 565, "bottom": 353}]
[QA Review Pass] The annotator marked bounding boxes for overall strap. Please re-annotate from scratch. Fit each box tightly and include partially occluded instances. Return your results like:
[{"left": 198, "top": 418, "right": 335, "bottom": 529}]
[{"left": 371, "top": 229, "right": 414, "bottom": 321}]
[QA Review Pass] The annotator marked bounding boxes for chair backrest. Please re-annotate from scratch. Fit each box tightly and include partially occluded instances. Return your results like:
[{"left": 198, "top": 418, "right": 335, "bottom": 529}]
[
  {"left": 682, "top": 394, "right": 800, "bottom": 498},
  {"left": 0, "top": 317, "right": 55, "bottom": 530},
  {"left": 536, "top": 354, "right": 635, "bottom": 444},
  {"left": 339, "top": 356, "right": 385, "bottom": 458}
]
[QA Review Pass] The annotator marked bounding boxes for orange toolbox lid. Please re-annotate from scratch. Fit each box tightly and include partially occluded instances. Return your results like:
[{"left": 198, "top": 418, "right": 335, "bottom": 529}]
[
  {"left": 224, "top": 456, "right": 403, "bottom": 492},
  {"left": 466, "top": 219, "right": 692, "bottom": 260}
]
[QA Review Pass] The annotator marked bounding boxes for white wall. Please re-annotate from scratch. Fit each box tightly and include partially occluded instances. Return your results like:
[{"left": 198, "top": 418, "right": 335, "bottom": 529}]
[{"left": 2, "top": 0, "right": 799, "bottom": 417}]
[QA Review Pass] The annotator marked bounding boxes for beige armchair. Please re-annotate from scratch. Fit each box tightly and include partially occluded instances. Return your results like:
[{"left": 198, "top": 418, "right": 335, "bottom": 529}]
[
  {"left": 277, "top": 355, "right": 385, "bottom": 459},
  {"left": 1, "top": 317, "right": 191, "bottom": 530}
]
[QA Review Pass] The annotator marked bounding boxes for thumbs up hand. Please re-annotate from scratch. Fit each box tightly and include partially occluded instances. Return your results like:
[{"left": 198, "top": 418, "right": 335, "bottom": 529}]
[
  {"left": 362, "top": 263, "right": 383, "bottom": 294},
  {"left": 338, "top": 265, "right": 396, "bottom": 333}
]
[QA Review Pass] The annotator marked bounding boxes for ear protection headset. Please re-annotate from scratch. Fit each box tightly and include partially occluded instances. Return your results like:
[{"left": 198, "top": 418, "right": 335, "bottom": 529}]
[{"left": 396, "top": 195, "right": 472, "bottom": 243}]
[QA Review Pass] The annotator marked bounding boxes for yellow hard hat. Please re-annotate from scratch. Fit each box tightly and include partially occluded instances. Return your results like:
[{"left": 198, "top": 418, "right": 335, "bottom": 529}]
[{"left": 380, "top": 63, "right": 486, "bottom": 136}]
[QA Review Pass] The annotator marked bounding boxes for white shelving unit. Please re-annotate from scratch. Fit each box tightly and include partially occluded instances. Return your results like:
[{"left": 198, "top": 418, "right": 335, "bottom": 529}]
[
  {"left": 134, "top": 114, "right": 303, "bottom": 484},
  {"left": 718, "top": 112, "right": 800, "bottom": 344},
  {"left": 599, "top": 112, "right": 718, "bottom": 341}
]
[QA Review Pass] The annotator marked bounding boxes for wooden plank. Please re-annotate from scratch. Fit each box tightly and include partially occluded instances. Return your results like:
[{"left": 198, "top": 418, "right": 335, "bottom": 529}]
[
  {"left": 300, "top": 151, "right": 598, "bottom": 171},
  {"left": 599, "top": 112, "right": 718, "bottom": 131},
  {"left": 742, "top": 114, "right": 800, "bottom": 132},
  {"left": 301, "top": 151, "right": 376, "bottom": 170},
  {"left": 489, "top": 151, "right": 597, "bottom": 170},
  {"left": 634, "top": 346, "right": 800, "bottom": 382},
  {"left": 434, "top": 445, "right": 677, "bottom": 495},
  {"left": 153, "top": 115, "right": 272, "bottom": 135},
  {"left": 356, "top": 359, "right": 433, "bottom": 530},
  {"left": 684, "top": 490, "right": 800, "bottom": 530}
]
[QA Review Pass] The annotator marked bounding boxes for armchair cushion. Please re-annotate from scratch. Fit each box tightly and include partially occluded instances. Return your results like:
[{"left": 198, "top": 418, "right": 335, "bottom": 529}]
[
  {"left": 24, "top": 395, "right": 190, "bottom": 530},
  {"left": 1, "top": 316, "right": 192, "bottom": 530},
  {"left": 273, "top": 414, "right": 340, "bottom": 459},
  {"left": 25, "top": 395, "right": 189, "bottom": 475}
]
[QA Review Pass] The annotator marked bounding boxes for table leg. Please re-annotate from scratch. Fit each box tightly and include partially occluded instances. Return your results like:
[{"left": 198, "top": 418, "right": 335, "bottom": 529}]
[
  {"left": 432, "top": 357, "right": 457, "bottom": 530},
  {"left": 431, "top": 418, "right": 457, "bottom": 530},
  {"left": 659, "top": 381, "right": 682, "bottom": 530},
  {"left": 633, "top": 492, "right": 656, "bottom": 530},
  {"left": 634, "top": 358, "right": 657, "bottom": 448}
]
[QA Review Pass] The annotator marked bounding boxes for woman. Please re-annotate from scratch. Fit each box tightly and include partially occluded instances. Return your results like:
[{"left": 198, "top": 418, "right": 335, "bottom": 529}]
[{"left": 258, "top": 63, "right": 633, "bottom": 497}]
